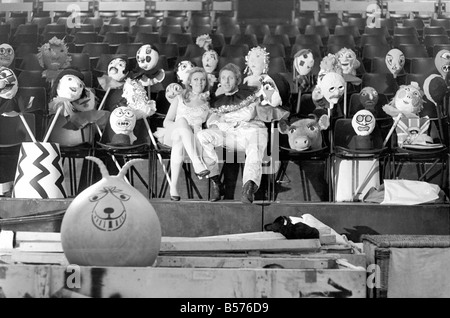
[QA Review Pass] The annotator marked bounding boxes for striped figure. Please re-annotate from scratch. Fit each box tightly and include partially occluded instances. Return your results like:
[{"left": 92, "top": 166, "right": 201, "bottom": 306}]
[{"left": 13, "top": 142, "right": 66, "bottom": 199}]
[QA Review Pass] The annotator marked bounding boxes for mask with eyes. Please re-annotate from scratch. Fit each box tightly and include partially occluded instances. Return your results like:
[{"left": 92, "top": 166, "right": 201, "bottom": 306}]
[
  {"left": 108, "top": 58, "right": 128, "bottom": 82},
  {"left": 359, "top": 87, "right": 379, "bottom": 110},
  {"left": 37, "top": 37, "right": 71, "bottom": 72},
  {"left": 110, "top": 106, "right": 137, "bottom": 141},
  {"left": 0, "top": 44, "right": 14, "bottom": 68},
  {"left": 176, "top": 60, "right": 195, "bottom": 86},
  {"left": 0, "top": 67, "right": 18, "bottom": 100},
  {"left": 165, "top": 83, "right": 183, "bottom": 103},
  {"left": 202, "top": 50, "right": 219, "bottom": 74},
  {"left": 317, "top": 72, "right": 345, "bottom": 105},
  {"left": 336, "top": 48, "right": 359, "bottom": 75},
  {"left": 293, "top": 49, "right": 314, "bottom": 76},
  {"left": 434, "top": 49, "right": 450, "bottom": 78},
  {"left": 136, "top": 44, "right": 159, "bottom": 72},
  {"left": 245, "top": 46, "right": 269, "bottom": 77},
  {"left": 385, "top": 48, "right": 405, "bottom": 78},
  {"left": 56, "top": 74, "right": 84, "bottom": 102},
  {"left": 393, "top": 82, "right": 424, "bottom": 114},
  {"left": 352, "top": 109, "right": 375, "bottom": 136}
]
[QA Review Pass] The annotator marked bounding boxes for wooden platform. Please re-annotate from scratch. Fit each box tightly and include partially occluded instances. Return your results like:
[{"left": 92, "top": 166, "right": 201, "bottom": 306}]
[{"left": 0, "top": 198, "right": 449, "bottom": 243}]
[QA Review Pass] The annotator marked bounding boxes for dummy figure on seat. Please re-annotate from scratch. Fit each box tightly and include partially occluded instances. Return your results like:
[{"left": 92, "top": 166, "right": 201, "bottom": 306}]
[
  {"left": 0, "top": 44, "right": 15, "bottom": 68},
  {"left": 37, "top": 37, "right": 72, "bottom": 84}
]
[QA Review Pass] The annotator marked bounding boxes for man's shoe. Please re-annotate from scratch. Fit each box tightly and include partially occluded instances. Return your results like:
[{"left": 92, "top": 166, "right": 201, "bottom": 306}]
[
  {"left": 209, "top": 176, "right": 224, "bottom": 202},
  {"left": 241, "top": 180, "right": 258, "bottom": 204}
]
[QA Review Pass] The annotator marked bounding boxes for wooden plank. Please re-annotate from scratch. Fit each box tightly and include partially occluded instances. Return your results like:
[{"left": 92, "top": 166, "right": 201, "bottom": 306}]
[
  {"left": 98, "top": 1, "right": 145, "bottom": 11},
  {"left": 387, "top": 1, "right": 435, "bottom": 13},
  {"left": 212, "top": 1, "right": 232, "bottom": 11},
  {"left": 10, "top": 251, "right": 68, "bottom": 265},
  {"left": 160, "top": 238, "right": 321, "bottom": 253},
  {"left": 16, "top": 242, "right": 63, "bottom": 253},
  {"left": 329, "top": 1, "right": 376, "bottom": 13},
  {"left": 42, "top": 2, "right": 89, "bottom": 12},
  {"left": 299, "top": 1, "right": 319, "bottom": 11},
  {"left": 154, "top": 1, "right": 203, "bottom": 11},
  {"left": 16, "top": 232, "right": 61, "bottom": 243},
  {"left": 0, "top": 3, "right": 33, "bottom": 12},
  {"left": 0, "top": 264, "right": 366, "bottom": 298},
  {"left": 155, "top": 255, "right": 336, "bottom": 269},
  {"left": 164, "top": 232, "right": 336, "bottom": 245}
]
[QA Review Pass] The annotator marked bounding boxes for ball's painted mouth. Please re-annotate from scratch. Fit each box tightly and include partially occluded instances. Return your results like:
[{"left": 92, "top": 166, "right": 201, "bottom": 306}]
[{"left": 92, "top": 209, "right": 126, "bottom": 231}]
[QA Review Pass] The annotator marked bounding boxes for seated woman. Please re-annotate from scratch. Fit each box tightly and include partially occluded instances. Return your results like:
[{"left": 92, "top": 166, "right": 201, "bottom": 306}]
[{"left": 154, "top": 67, "right": 210, "bottom": 201}]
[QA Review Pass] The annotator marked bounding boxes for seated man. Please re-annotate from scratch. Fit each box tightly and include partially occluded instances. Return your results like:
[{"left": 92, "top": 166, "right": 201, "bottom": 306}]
[{"left": 197, "top": 63, "right": 269, "bottom": 204}]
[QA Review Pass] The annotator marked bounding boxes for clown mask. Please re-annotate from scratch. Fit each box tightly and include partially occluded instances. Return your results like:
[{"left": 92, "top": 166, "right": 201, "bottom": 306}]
[
  {"left": 352, "top": 109, "right": 375, "bottom": 136},
  {"left": 260, "top": 75, "right": 281, "bottom": 106},
  {"left": 245, "top": 46, "right": 269, "bottom": 77},
  {"left": 318, "top": 72, "right": 345, "bottom": 105},
  {"left": 0, "top": 67, "right": 18, "bottom": 99},
  {"left": 359, "top": 87, "right": 379, "bottom": 110},
  {"left": 293, "top": 49, "right": 314, "bottom": 76},
  {"left": 56, "top": 75, "right": 84, "bottom": 101},
  {"left": 165, "top": 82, "right": 183, "bottom": 103},
  {"left": 136, "top": 44, "right": 159, "bottom": 71},
  {"left": 110, "top": 106, "right": 137, "bottom": 137},
  {"left": 393, "top": 82, "right": 423, "bottom": 114},
  {"left": 434, "top": 49, "right": 450, "bottom": 78},
  {"left": 336, "top": 48, "right": 358, "bottom": 75},
  {"left": 0, "top": 44, "right": 14, "bottom": 68},
  {"left": 385, "top": 49, "right": 405, "bottom": 78},
  {"left": 202, "top": 50, "right": 218, "bottom": 74},
  {"left": 108, "top": 58, "right": 128, "bottom": 82},
  {"left": 38, "top": 37, "right": 71, "bottom": 71},
  {"left": 176, "top": 60, "right": 195, "bottom": 86}
]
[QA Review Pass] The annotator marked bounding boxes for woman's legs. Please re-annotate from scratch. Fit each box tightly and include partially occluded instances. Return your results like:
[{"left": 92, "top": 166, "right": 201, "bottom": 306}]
[
  {"left": 173, "top": 118, "right": 208, "bottom": 174},
  {"left": 169, "top": 139, "right": 183, "bottom": 198}
]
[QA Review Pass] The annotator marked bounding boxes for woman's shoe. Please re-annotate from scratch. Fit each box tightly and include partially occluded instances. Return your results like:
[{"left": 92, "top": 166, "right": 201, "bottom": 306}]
[
  {"left": 170, "top": 195, "right": 181, "bottom": 201},
  {"left": 195, "top": 169, "right": 210, "bottom": 179}
]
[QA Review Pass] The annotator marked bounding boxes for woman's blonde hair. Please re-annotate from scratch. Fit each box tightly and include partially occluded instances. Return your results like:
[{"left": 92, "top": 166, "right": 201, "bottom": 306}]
[{"left": 182, "top": 67, "right": 210, "bottom": 103}]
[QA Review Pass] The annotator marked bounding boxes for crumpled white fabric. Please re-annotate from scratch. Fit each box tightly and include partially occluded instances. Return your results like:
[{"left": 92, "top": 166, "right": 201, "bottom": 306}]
[{"left": 381, "top": 179, "right": 441, "bottom": 205}]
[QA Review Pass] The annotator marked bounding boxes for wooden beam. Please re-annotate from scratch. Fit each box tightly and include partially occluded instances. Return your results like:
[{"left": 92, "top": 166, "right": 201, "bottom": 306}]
[
  {"left": 160, "top": 238, "right": 321, "bottom": 253},
  {"left": 154, "top": 1, "right": 203, "bottom": 11},
  {"left": 97, "top": 1, "right": 146, "bottom": 11},
  {"left": 42, "top": 2, "right": 90, "bottom": 12}
]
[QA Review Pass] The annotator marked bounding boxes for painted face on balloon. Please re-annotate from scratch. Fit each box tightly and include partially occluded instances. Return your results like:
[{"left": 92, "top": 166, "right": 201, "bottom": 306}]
[
  {"left": 0, "top": 67, "right": 18, "bottom": 99},
  {"left": 393, "top": 84, "right": 423, "bottom": 114},
  {"left": 434, "top": 49, "right": 450, "bottom": 78},
  {"left": 319, "top": 72, "right": 345, "bottom": 105},
  {"left": 56, "top": 75, "right": 84, "bottom": 101},
  {"left": 202, "top": 50, "right": 218, "bottom": 74},
  {"left": 294, "top": 50, "right": 314, "bottom": 76},
  {"left": 110, "top": 106, "right": 137, "bottom": 136},
  {"left": 0, "top": 44, "right": 14, "bottom": 68},
  {"left": 359, "top": 87, "right": 379, "bottom": 109},
  {"left": 176, "top": 60, "right": 194, "bottom": 85},
  {"left": 136, "top": 44, "right": 159, "bottom": 71},
  {"left": 336, "top": 48, "right": 357, "bottom": 75},
  {"left": 246, "top": 47, "right": 268, "bottom": 76},
  {"left": 385, "top": 49, "right": 405, "bottom": 77},
  {"left": 165, "top": 82, "right": 183, "bottom": 103},
  {"left": 352, "top": 109, "right": 375, "bottom": 136},
  {"left": 108, "top": 58, "right": 128, "bottom": 82}
]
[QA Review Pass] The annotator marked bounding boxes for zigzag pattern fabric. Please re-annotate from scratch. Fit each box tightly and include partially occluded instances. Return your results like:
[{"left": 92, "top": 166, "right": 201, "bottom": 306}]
[{"left": 13, "top": 142, "right": 66, "bottom": 199}]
